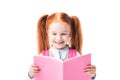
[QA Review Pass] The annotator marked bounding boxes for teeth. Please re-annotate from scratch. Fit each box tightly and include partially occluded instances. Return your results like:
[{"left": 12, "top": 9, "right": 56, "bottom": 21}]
[{"left": 55, "top": 41, "right": 63, "bottom": 44}]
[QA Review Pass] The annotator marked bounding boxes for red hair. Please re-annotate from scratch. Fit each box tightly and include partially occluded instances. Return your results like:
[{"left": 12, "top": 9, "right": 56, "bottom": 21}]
[{"left": 37, "top": 12, "right": 83, "bottom": 55}]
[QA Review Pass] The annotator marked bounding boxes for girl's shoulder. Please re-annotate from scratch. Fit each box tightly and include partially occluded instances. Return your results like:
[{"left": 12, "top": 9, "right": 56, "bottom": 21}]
[{"left": 69, "top": 48, "right": 81, "bottom": 57}]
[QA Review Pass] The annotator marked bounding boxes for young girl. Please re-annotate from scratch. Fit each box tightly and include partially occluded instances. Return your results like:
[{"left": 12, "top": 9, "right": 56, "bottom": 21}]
[{"left": 26, "top": 12, "right": 96, "bottom": 80}]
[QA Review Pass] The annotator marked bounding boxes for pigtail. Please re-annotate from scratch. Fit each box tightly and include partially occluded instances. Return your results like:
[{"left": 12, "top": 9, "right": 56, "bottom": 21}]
[
  {"left": 37, "top": 15, "right": 49, "bottom": 54},
  {"left": 71, "top": 16, "right": 83, "bottom": 55}
]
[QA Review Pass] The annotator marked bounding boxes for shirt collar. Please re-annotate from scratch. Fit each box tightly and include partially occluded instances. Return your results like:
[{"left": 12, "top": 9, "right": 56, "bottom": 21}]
[{"left": 49, "top": 46, "right": 69, "bottom": 60}]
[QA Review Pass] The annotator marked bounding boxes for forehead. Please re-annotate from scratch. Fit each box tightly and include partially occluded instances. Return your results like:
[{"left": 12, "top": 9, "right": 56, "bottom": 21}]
[{"left": 48, "top": 22, "right": 71, "bottom": 32}]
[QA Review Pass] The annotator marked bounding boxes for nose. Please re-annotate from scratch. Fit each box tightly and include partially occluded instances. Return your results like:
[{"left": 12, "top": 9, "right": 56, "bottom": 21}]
[{"left": 56, "top": 34, "right": 62, "bottom": 41}]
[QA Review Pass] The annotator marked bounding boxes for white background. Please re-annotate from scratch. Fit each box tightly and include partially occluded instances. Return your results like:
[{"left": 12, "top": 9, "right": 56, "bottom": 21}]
[{"left": 0, "top": 0, "right": 120, "bottom": 80}]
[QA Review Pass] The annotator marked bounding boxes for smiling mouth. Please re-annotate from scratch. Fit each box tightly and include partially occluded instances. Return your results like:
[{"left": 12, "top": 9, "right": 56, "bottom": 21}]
[{"left": 55, "top": 41, "right": 64, "bottom": 44}]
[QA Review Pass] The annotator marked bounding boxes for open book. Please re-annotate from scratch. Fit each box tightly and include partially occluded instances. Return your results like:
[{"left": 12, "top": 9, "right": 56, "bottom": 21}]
[{"left": 34, "top": 54, "right": 91, "bottom": 80}]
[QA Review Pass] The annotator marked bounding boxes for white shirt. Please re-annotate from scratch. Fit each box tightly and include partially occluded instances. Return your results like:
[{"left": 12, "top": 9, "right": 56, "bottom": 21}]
[{"left": 49, "top": 46, "right": 80, "bottom": 60}]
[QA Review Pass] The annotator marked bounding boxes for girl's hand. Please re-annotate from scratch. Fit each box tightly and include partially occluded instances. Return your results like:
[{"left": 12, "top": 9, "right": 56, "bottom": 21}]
[
  {"left": 84, "top": 64, "right": 96, "bottom": 78},
  {"left": 28, "top": 64, "right": 40, "bottom": 78}
]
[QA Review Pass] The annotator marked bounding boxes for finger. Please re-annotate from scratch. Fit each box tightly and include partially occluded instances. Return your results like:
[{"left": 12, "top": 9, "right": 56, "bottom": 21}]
[
  {"left": 91, "top": 65, "right": 96, "bottom": 69},
  {"left": 84, "top": 64, "right": 92, "bottom": 69},
  {"left": 30, "top": 66, "right": 40, "bottom": 73},
  {"left": 86, "top": 64, "right": 91, "bottom": 66},
  {"left": 34, "top": 68, "right": 40, "bottom": 73},
  {"left": 34, "top": 70, "right": 40, "bottom": 73},
  {"left": 85, "top": 71, "right": 95, "bottom": 76},
  {"left": 84, "top": 68, "right": 96, "bottom": 73},
  {"left": 31, "top": 64, "right": 39, "bottom": 68},
  {"left": 84, "top": 69, "right": 96, "bottom": 74},
  {"left": 30, "top": 68, "right": 40, "bottom": 74},
  {"left": 85, "top": 65, "right": 96, "bottom": 70},
  {"left": 34, "top": 67, "right": 40, "bottom": 71},
  {"left": 84, "top": 68, "right": 91, "bottom": 72}
]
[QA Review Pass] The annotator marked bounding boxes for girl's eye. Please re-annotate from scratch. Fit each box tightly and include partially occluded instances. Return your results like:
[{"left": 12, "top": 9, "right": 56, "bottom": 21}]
[
  {"left": 61, "top": 33, "right": 67, "bottom": 35},
  {"left": 52, "top": 33, "right": 56, "bottom": 35}
]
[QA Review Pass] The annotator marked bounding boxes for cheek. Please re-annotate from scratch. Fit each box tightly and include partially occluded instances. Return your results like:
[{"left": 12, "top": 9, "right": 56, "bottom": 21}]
[
  {"left": 48, "top": 35, "right": 54, "bottom": 42},
  {"left": 64, "top": 36, "right": 71, "bottom": 42}
]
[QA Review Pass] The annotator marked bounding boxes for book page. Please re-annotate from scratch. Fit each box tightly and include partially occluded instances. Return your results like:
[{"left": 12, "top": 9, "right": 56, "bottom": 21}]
[
  {"left": 63, "top": 54, "right": 91, "bottom": 80},
  {"left": 34, "top": 56, "right": 63, "bottom": 80}
]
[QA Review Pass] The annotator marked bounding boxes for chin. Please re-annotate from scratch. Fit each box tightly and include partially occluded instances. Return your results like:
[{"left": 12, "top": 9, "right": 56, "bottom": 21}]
[
  {"left": 53, "top": 43, "right": 67, "bottom": 49},
  {"left": 55, "top": 46, "right": 67, "bottom": 50}
]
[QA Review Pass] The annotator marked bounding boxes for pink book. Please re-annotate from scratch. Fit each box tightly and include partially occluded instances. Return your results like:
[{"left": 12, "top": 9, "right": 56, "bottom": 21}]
[{"left": 34, "top": 54, "right": 91, "bottom": 80}]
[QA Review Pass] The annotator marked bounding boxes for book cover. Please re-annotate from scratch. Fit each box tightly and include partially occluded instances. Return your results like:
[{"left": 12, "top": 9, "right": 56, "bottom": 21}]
[{"left": 34, "top": 54, "right": 91, "bottom": 80}]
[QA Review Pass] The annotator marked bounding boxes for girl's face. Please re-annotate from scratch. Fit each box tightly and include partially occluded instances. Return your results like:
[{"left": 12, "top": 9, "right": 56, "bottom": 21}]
[{"left": 48, "top": 22, "right": 71, "bottom": 50}]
